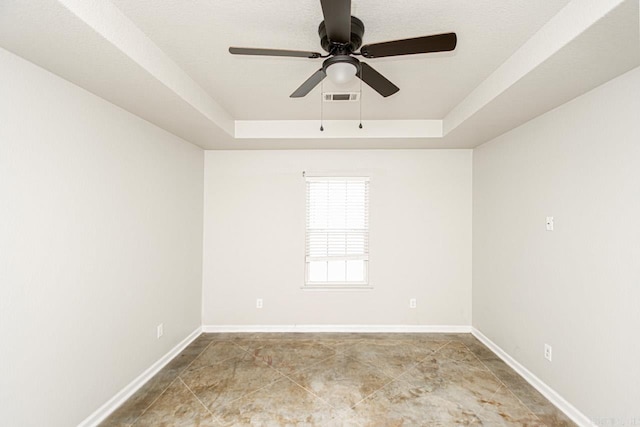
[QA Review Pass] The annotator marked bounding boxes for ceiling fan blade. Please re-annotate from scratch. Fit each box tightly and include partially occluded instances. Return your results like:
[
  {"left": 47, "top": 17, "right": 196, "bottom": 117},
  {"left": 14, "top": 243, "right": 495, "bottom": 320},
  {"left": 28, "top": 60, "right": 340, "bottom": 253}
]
[
  {"left": 290, "top": 69, "right": 327, "bottom": 98},
  {"left": 360, "top": 32, "right": 457, "bottom": 58},
  {"left": 357, "top": 62, "right": 399, "bottom": 97},
  {"left": 229, "top": 47, "right": 322, "bottom": 59},
  {"left": 320, "top": 0, "right": 351, "bottom": 44}
]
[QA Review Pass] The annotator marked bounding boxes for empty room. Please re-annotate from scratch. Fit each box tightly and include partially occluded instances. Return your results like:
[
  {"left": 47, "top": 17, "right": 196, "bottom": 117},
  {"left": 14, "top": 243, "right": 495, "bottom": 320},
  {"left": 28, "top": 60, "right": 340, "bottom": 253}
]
[{"left": 1, "top": 0, "right": 639, "bottom": 426}]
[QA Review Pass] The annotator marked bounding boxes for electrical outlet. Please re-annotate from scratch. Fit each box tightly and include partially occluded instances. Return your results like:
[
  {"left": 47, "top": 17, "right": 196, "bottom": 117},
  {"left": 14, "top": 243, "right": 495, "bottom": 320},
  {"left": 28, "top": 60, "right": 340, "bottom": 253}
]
[
  {"left": 544, "top": 344, "right": 552, "bottom": 361},
  {"left": 157, "top": 323, "right": 163, "bottom": 339},
  {"left": 256, "top": 298, "right": 263, "bottom": 309},
  {"left": 409, "top": 298, "right": 417, "bottom": 309}
]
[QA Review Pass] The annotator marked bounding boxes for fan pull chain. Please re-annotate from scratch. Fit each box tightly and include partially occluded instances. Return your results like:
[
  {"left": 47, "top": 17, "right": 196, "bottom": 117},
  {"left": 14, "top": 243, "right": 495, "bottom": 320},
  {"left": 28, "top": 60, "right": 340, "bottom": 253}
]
[
  {"left": 320, "top": 80, "right": 324, "bottom": 132},
  {"left": 359, "top": 68, "right": 363, "bottom": 129}
]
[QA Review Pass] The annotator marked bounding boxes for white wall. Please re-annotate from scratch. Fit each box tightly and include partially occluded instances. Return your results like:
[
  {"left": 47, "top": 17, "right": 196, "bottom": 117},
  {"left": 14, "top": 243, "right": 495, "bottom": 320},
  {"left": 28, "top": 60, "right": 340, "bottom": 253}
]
[
  {"left": 473, "top": 66, "right": 640, "bottom": 423},
  {"left": 0, "top": 48, "right": 204, "bottom": 427},
  {"left": 202, "top": 150, "right": 472, "bottom": 327}
]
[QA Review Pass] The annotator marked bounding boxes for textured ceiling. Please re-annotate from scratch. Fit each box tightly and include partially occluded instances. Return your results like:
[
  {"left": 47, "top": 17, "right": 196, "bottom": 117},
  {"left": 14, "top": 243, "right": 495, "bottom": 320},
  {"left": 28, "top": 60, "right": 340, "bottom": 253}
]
[
  {"left": 0, "top": 0, "right": 638, "bottom": 149},
  {"left": 109, "top": 0, "right": 571, "bottom": 120}
]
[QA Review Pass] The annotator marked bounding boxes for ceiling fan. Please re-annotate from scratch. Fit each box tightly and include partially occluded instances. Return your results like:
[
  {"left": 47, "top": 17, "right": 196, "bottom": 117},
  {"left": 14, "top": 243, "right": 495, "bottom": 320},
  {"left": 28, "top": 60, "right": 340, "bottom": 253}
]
[{"left": 229, "top": 0, "right": 457, "bottom": 98}]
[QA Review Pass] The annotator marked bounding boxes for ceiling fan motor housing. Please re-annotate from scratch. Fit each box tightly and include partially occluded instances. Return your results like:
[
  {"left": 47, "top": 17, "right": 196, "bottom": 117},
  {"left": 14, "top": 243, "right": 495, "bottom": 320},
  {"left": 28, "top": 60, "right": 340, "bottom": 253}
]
[{"left": 319, "top": 16, "right": 364, "bottom": 53}]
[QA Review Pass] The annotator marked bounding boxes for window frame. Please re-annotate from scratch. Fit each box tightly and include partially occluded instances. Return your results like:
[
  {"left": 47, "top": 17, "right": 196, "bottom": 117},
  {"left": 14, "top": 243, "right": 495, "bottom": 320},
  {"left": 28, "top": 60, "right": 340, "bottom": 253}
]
[{"left": 304, "top": 176, "right": 370, "bottom": 289}]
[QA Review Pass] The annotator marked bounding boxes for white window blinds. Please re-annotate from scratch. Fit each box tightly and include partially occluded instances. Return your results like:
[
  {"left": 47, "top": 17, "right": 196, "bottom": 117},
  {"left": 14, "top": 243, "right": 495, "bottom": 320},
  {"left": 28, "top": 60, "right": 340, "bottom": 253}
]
[{"left": 305, "top": 177, "right": 369, "bottom": 286}]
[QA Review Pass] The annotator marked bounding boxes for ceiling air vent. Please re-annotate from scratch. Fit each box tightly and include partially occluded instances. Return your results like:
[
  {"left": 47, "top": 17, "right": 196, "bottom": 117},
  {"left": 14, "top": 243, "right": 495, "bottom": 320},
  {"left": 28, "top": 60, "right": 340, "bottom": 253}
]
[{"left": 323, "top": 92, "right": 360, "bottom": 102}]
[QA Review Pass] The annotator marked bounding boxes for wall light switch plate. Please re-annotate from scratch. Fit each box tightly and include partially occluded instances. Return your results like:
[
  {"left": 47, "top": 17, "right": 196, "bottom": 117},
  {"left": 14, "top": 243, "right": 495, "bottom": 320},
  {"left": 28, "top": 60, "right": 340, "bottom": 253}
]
[
  {"left": 256, "top": 298, "right": 263, "bottom": 309},
  {"left": 409, "top": 298, "right": 417, "bottom": 309},
  {"left": 157, "top": 323, "right": 163, "bottom": 339},
  {"left": 546, "top": 216, "right": 554, "bottom": 231}
]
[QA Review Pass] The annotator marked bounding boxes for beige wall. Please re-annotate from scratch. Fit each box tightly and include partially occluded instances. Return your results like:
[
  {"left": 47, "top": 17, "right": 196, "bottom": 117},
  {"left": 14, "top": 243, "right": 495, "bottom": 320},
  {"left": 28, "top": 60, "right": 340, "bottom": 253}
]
[
  {"left": 202, "top": 149, "right": 472, "bottom": 327},
  {"left": 0, "top": 48, "right": 204, "bottom": 427},
  {"left": 473, "top": 66, "right": 640, "bottom": 422}
]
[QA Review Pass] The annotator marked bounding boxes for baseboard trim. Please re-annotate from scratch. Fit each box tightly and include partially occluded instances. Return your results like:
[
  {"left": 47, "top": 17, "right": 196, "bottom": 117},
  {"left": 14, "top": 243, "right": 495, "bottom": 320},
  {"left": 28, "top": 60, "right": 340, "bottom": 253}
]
[
  {"left": 201, "top": 324, "right": 472, "bottom": 333},
  {"left": 77, "top": 326, "right": 202, "bottom": 427},
  {"left": 471, "top": 328, "right": 595, "bottom": 427}
]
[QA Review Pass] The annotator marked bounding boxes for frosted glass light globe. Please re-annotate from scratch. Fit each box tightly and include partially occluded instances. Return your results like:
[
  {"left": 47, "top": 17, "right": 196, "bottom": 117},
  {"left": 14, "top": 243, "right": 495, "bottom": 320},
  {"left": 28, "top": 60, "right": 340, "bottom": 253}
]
[{"left": 326, "top": 62, "right": 357, "bottom": 85}]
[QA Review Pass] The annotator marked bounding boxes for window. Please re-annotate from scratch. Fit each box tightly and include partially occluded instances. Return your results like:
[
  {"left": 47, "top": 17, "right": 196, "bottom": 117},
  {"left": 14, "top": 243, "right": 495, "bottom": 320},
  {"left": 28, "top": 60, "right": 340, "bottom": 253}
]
[{"left": 305, "top": 177, "right": 369, "bottom": 287}]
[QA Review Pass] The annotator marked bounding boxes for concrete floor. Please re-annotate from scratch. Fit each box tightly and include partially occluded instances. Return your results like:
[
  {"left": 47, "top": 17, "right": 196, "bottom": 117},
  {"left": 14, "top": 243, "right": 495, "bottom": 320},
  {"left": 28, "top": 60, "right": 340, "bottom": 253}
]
[{"left": 101, "top": 333, "right": 575, "bottom": 426}]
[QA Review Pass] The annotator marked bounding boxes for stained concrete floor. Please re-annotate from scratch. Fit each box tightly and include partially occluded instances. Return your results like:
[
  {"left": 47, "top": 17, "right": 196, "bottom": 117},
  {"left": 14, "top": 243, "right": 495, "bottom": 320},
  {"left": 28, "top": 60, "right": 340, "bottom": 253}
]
[{"left": 100, "top": 333, "right": 575, "bottom": 426}]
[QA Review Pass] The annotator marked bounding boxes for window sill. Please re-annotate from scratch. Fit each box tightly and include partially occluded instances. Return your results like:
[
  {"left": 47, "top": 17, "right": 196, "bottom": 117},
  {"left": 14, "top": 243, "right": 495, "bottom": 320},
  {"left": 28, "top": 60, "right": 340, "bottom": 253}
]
[{"left": 301, "top": 285, "right": 373, "bottom": 291}]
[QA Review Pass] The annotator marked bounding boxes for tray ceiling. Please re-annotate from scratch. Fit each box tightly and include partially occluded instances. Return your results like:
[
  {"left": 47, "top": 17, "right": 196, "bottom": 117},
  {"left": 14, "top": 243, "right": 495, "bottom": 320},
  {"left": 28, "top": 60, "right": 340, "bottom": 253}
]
[{"left": 1, "top": 0, "right": 638, "bottom": 149}]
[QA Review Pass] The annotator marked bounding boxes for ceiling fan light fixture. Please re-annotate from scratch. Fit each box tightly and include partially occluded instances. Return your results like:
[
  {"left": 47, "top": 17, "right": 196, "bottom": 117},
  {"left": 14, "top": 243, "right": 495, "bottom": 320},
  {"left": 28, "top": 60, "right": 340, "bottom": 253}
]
[{"left": 326, "top": 61, "right": 358, "bottom": 85}]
